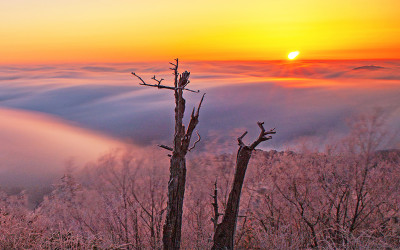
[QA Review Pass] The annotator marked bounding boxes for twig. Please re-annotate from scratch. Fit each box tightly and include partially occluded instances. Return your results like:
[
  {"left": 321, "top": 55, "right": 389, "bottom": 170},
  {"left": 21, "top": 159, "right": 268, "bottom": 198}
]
[
  {"left": 181, "top": 87, "right": 200, "bottom": 93},
  {"left": 158, "top": 144, "right": 173, "bottom": 151},
  {"left": 151, "top": 75, "right": 164, "bottom": 86},
  {"left": 188, "top": 131, "right": 201, "bottom": 152}
]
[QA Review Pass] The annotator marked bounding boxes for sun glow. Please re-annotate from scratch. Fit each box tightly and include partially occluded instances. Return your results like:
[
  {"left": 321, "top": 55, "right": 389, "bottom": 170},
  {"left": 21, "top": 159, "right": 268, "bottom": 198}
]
[
  {"left": 1, "top": 0, "right": 400, "bottom": 63},
  {"left": 288, "top": 51, "right": 300, "bottom": 60}
]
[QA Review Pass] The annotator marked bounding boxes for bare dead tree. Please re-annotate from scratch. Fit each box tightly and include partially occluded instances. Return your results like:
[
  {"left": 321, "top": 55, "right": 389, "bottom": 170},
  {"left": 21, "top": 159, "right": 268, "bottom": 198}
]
[
  {"left": 212, "top": 122, "right": 276, "bottom": 250},
  {"left": 132, "top": 59, "right": 205, "bottom": 249}
]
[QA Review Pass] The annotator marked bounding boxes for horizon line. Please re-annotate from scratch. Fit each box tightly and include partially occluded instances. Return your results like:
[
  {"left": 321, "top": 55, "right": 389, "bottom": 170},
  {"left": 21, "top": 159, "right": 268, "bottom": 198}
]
[{"left": 1, "top": 58, "right": 400, "bottom": 66}]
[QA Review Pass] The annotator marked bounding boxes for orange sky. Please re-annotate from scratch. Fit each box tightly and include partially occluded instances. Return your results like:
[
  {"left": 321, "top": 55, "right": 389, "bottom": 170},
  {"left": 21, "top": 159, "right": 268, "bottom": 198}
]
[{"left": 1, "top": 0, "right": 400, "bottom": 64}]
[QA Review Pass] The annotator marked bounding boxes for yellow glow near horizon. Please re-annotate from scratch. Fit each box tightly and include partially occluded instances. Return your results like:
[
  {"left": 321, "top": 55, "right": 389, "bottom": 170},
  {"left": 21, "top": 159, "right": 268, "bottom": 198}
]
[
  {"left": 288, "top": 51, "right": 300, "bottom": 60},
  {"left": 1, "top": 0, "right": 400, "bottom": 63}
]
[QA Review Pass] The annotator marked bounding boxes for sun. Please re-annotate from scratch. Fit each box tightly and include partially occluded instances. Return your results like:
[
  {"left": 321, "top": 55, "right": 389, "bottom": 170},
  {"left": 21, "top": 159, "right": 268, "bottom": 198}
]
[{"left": 288, "top": 51, "right": 300, "bottom": 60}]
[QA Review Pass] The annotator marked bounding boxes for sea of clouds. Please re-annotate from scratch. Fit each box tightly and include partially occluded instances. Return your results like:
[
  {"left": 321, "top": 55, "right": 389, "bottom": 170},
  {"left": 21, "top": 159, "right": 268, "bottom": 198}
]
[{"left": 0, "top": 60, "right": 399, "bottom": 186}]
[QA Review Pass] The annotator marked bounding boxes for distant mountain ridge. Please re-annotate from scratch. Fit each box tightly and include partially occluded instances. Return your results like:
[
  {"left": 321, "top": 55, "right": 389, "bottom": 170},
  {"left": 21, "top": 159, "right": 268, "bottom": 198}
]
[{"left": 353, "top": 65, "right": 385, "bottom": 71}]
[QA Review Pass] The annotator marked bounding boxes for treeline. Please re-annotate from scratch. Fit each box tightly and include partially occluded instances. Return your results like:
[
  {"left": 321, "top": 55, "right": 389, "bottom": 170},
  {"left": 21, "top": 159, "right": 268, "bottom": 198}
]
[{"left": 0, "top": 123, "right": 399, "bottom": 249}]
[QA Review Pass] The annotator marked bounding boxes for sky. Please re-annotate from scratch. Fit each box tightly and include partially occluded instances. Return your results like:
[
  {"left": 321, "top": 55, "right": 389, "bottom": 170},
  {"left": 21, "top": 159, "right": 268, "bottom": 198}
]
[{"left": 1, "top": 0, "right": 400, "bottom": 63}]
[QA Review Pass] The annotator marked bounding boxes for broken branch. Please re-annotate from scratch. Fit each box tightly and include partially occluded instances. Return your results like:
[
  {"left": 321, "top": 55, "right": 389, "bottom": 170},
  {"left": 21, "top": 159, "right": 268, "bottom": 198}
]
[
  {"left": 238, "top": 131, "right": 248, "bottom": 147},
  {"left": 158, "top": 144, "right": 173, "bottom": 151},
  {"left": 195, "top": 93, "right": 205, "bottom": 117},
  {"left": 182, "top": 93, "right": 206, "bottom": 152}
]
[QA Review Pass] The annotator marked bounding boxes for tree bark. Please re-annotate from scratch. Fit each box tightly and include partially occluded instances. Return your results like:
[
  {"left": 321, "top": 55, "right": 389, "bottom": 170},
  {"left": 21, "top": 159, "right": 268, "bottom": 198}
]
[
  {"left": 212, "top": 122, "right": 275, "bottom": 250},
  {"left": 212, "top": 147, "right": 252, "bottom": 249},
  {"left": 163, "top": 154, "right": 187, "bottom": 249}
]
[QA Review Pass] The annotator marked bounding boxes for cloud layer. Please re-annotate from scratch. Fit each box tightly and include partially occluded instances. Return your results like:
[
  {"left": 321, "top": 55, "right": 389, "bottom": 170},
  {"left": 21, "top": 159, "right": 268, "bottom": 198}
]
[
  {"left": 0, "top": 59, "right": 399, "bottom": 186},
  {"left": 0, "top": 108, "right": 125, "bottom": 187}
]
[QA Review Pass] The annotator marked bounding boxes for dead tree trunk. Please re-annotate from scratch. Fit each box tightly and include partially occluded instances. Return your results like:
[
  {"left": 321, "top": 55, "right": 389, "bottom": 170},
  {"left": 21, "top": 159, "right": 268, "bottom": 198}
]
[
  {"left": 132, "top": 59, "right": 204, "bottom": 250},
  {"left": 212, "top": 122, "right": 275, "bottom": 250}
]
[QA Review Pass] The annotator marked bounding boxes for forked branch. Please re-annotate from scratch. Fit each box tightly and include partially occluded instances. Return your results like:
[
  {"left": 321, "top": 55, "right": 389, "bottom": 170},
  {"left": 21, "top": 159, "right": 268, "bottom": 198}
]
[
  {"left": 131, "top": 72, "right": 200, "bottom": 93},
  {"left": 249, "top": 122, "right": 276, "bottom": 150},
  {"left": 238, "top": 122, "right": 274, "bottom": 147},
  {"left": 131, "top": 72, "right": 175, "bottom": 90},
  {"left": 151, "top": 75, "right": 164, "bottom": 86}
]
